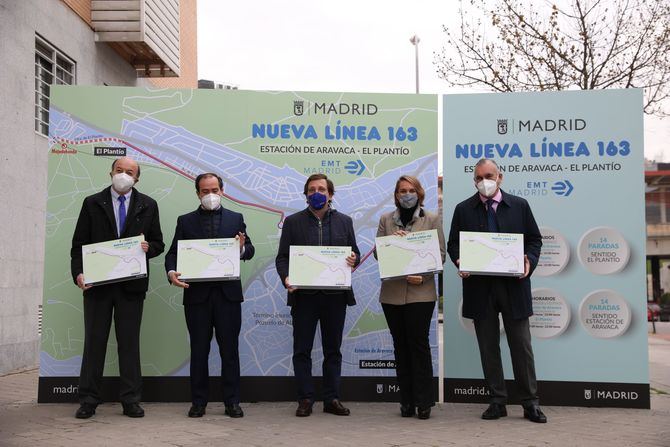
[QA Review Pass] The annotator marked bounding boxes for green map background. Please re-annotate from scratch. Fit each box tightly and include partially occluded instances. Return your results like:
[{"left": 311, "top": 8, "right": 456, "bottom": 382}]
[{"left": 41, "top": 87, "right": 438, "bottom": 379}]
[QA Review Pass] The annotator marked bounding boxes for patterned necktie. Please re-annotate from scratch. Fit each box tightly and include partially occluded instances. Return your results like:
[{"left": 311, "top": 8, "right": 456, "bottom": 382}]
[
  {"left": 486, "top": 198, "right": 498, "bottom": 232},
  {"left": 118, "top": 195, "right": 126, "bottom": 237}
]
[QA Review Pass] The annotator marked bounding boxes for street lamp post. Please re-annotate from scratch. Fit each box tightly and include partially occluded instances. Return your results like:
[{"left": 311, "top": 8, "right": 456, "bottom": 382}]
[{"left": 410, "top": 34, "right": 420, "bottom": 94}]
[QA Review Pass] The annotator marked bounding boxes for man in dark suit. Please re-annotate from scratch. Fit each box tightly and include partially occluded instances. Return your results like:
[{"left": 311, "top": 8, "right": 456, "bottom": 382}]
[
  {"left": 165, "top": 173, "right": 254, "bottom": 419},
  {"left": 71, "top": 157, "right": 164, "bottom": 419},
  {"left": 447, "top": 158, "right": 547, "bottom": 423},
  {"left": 275, "top": 174, "right": 360, "bottom": 417}
]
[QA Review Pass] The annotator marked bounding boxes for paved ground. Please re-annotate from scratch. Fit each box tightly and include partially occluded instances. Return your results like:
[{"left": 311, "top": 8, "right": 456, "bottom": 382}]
[{"left": 1, "top": 324, "right": 669, "bottom": 446}]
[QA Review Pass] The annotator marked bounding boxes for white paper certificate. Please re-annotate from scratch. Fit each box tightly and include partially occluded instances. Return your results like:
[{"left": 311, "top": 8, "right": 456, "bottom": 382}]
[
  {"left": 375, "top": 229, "right": 442, "bottom": 280},
  {"left": 177, "top": 238, "right": 240, "bottom": 281},
  {"left": 289, "top": 245, "right": 351, "bottom": 290},
  {"left": 459, "top": 231, "right": 524, "bottom": 276},
  {"left": 82, "top": 236, "right": 147, "bottom": 286}
]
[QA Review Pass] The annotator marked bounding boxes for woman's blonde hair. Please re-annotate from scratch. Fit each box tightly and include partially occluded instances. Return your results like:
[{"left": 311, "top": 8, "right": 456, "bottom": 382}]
[{"left": 394, "top": 175, "right": 425, "bottom": 208}]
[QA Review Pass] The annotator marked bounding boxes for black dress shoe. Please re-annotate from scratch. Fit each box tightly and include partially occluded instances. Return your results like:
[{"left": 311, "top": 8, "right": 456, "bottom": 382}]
[
  {"left": 417, "top": 407, "right": 431, "bottom": 420},
  {"left": 481, "top": 403, "right": 507, "bottom": 420},
  {"left": 188, "top": 404, "right": 206, "bottom": 418},
  {"left": 323, "top": 399, "right": 350, "bottom": 416},
  {"left": 75, "top": 403, "right": 96, "bottom": 419},
  {"left": 523, "top": 405, "right": 547, "bottom": 423},
  {"left": 295, "top": 399, "right": 313, "bottom": 417},
  {"left": 224, "top": 403, "right": 244, "bottom": 418},
  {"left": 400, "top": 404, "right": 415, "bottom": 417},
  {"left": 122, "top": 402, "right": 145, "bottom": 418}
]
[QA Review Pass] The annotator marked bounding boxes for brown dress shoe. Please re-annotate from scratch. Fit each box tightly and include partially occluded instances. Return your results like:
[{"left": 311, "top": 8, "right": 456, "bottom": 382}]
[
  {"left": 295, "top": 399, "right": 313, "bottom": 417},
  {"left": 323, "top": 399, "right": 350, "bottom": 416}
]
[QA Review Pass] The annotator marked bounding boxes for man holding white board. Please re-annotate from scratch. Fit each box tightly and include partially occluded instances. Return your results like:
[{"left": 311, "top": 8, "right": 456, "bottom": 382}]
[
  {"left": 165, "top": 173, "right": 254, "bottom": 419},
  {"left": 447, "top": 158, "right": 546, "bottom": 423},
  {"left": 275, "top": 174, "right": 360, "bottom": 417},
  {"left": 71, "top": 157, "right": 164, "bottom": 419}
]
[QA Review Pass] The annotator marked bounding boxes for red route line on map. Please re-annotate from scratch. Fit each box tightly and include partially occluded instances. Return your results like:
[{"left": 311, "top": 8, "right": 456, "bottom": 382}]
[
  {"left": 353, "top": 248, "right": 375, "bottom": 273},
  {"left": 56, "top": 136, "right": 287, "bottom": 223},
  {"left": 55, "top": 136, "right": 375, "bottom": 269}
]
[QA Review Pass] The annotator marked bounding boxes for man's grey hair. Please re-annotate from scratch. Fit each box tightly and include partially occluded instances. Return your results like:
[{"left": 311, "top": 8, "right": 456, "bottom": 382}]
[{"left": 474, "top": 158, "right": 500, "bottom": 177}]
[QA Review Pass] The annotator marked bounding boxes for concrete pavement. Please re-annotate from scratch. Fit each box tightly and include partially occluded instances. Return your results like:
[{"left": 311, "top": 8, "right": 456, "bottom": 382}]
[{"left": 1, "top": 326, "right": 669, "bottom": 446}]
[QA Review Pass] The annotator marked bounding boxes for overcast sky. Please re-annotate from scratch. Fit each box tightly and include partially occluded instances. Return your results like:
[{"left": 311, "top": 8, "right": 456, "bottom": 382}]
[{"left": 197, "top": 0, "right": 670, "bottom": 163}]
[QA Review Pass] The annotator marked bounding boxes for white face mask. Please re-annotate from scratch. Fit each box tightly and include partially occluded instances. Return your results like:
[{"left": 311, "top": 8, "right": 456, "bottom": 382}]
[
  {"left": 200, "top": 193, "right": 221, "bottom": 211},
  {"left": 112, "top": 173, "right": 135, "bottom": 194},
  {"left": 476, "top": 178, "right": 498, "bottom": 197}
]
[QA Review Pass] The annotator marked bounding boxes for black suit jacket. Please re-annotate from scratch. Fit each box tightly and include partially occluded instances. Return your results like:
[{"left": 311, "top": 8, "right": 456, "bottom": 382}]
[
  {"left": 447, "top": 190, "right": 542, "bottom": 320},
  {"left": 164, "top": 207, "right": 255, "bottom": 305},
  {"left": 275, "top": 208, "right": 360, "bottom": 306},
  {"left": 70, "top": 186, "right": 165, "bottom": 298}
]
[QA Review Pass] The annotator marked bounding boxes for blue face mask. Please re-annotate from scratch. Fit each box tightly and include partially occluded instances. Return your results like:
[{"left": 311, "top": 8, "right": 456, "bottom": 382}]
[{"left": 307, "top": 192, "right": 328, "bottom": 210}]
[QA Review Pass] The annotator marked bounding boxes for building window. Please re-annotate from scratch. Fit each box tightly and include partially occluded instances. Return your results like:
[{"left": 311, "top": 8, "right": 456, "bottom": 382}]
[
  {"left": 34, "top": 35, "right": 75, "bottom": 136},
  {"left": 647, "top": 200, "right": 661, "bottom": 224}
]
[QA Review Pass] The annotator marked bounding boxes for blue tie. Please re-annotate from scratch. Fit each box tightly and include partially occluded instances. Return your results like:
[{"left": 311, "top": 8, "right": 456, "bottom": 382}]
[
  {"left": 486, "top": 199, "right": 498, "bottom": 232},
  {"left": 118, "top": 195, "right": 126, "bottom": 236}
]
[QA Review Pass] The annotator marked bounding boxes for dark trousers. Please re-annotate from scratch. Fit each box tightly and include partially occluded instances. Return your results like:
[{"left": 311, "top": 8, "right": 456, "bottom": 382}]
[
  {"left": 291, "top": 293, "right": 347, "bottom": 403},
  {"left": 382, "top": 301, "right": 435, "bottom": 408},
  {"left": 184, "top": 287, "right": 241, "bottom": 406},
  {"left": 79, "top": 286, "right": 144, "bottom": 405},
  {"left": 473, "top": 280, "right": 538, "bottom": 406}
]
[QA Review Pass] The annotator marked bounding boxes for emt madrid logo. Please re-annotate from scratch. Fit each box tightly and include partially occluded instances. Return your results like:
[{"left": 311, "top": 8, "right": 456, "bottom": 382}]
[
  {"left": 552, "top": 180, "right": 574, "bottom": 197},
  {"left": 344, "top": 160, "right": 366, "bottom": 176}
]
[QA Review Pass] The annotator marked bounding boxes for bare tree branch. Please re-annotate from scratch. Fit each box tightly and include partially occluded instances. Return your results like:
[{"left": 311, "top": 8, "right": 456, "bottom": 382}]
[{"left": 434, "top": 0, "right": 670, "bottom": 116}]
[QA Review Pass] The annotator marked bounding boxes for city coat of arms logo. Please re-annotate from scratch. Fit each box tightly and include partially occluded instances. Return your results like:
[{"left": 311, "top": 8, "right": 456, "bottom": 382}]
[
  {"left": 497, "top": 119, "right": 508, "bottom": 135},
  {"left": 294, "top": 100, "right": 304, "bottom": 116}
]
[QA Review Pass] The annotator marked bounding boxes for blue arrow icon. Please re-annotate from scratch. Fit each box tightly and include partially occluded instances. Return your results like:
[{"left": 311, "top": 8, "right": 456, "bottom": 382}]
[
  {"left": 344, "top": 160, "right": 365, "bottom": 176},
  {"left": 551, "top": 180, "right": 573, "bottom": 197}
]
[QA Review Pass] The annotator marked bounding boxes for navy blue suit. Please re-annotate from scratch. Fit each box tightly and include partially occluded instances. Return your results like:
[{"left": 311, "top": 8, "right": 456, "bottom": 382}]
[
  {"left": 275, "top": 208, "right": 360, "bottom": 403},
  {"left": 447, "top": 190, "right": 542, "bottom": 406},
  {"left": 165, "top": 206, "right": 254, "bottom": 406}
]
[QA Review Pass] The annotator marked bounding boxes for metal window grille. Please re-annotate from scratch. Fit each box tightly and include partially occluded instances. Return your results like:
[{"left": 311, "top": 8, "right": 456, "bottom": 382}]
[
  {"left": 38, "top": 304, "right": 43, "bottom": 336},
  {"left": 34, "top": 35, "right": 76, "bottom": 136}
]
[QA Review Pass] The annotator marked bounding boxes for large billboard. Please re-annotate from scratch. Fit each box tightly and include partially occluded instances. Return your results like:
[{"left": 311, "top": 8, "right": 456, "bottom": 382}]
[
  {"left": 39, "top": 87, "right": 438, "bottom": 402},
  {"left": 442, "top": 89, "right": 648, "bottom": 408}
]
